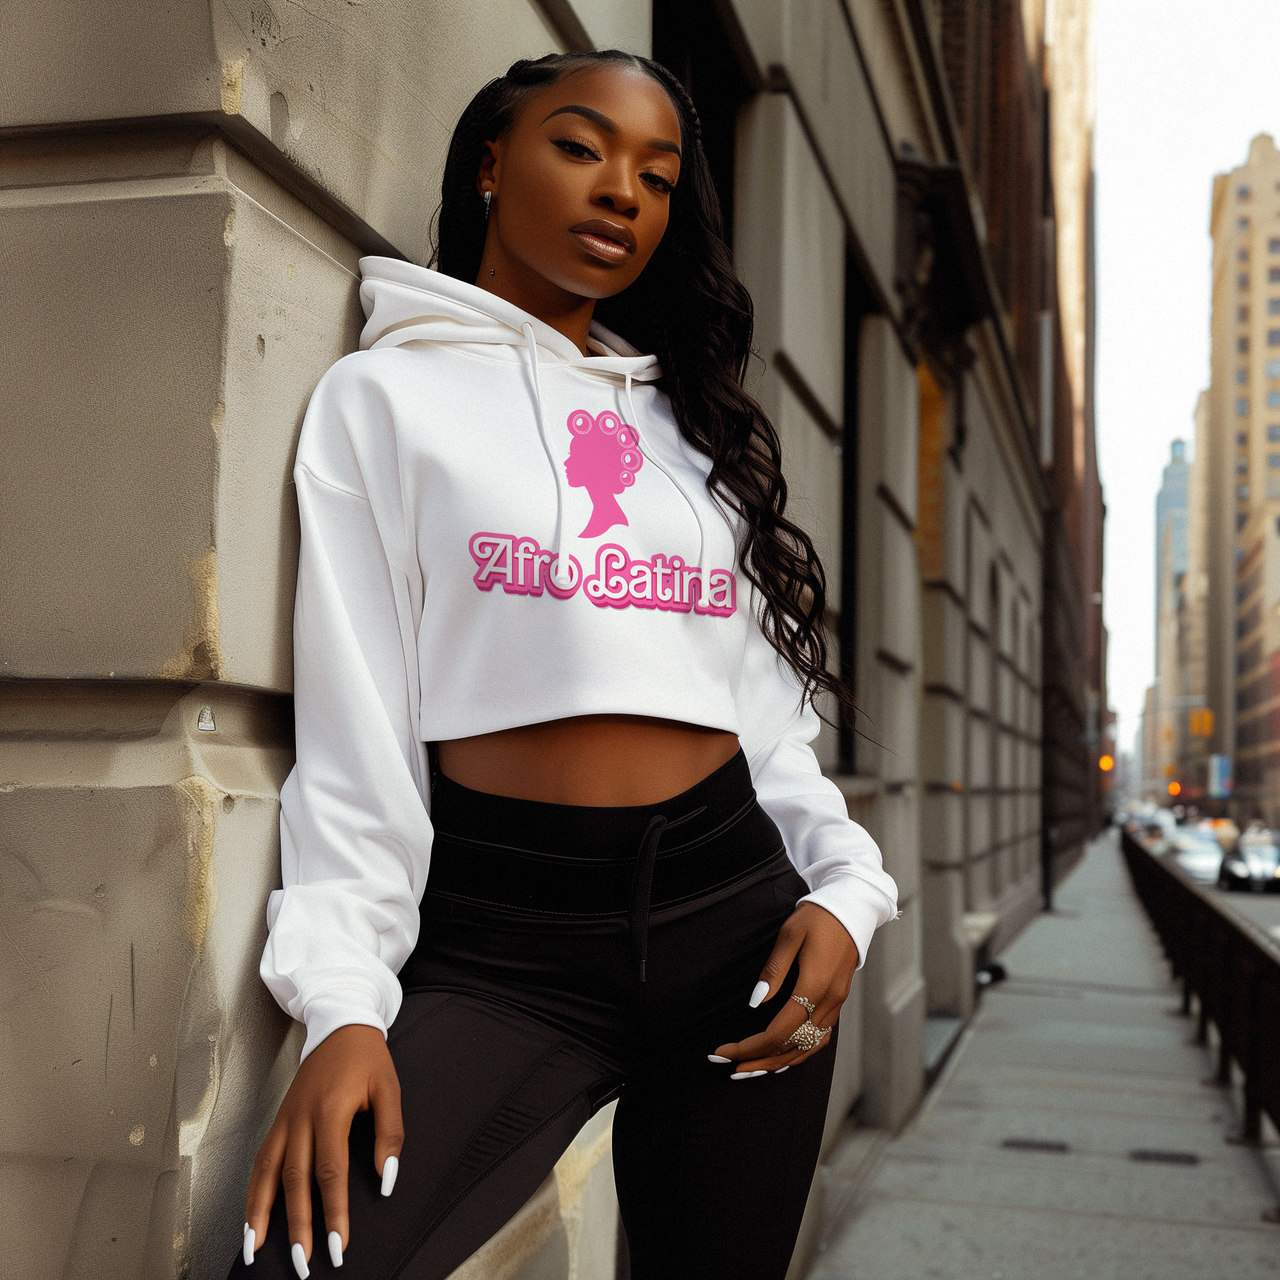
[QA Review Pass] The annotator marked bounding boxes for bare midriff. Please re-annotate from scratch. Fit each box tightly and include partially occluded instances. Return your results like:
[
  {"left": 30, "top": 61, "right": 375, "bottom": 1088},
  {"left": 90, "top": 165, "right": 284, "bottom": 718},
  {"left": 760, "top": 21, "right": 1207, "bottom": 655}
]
[{"left": 435, "top": 714, "right": 741, "bottom": 807}]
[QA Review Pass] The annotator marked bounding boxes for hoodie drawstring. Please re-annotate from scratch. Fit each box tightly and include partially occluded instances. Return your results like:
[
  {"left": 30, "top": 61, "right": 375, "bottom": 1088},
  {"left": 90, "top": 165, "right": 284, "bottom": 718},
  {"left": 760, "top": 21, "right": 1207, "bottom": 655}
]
[
  {"left": 523, "top": 322, "right": 574, "bottom": 588},
  {"left": 623, "top": 372, "right": 716, "bottom": 597}
]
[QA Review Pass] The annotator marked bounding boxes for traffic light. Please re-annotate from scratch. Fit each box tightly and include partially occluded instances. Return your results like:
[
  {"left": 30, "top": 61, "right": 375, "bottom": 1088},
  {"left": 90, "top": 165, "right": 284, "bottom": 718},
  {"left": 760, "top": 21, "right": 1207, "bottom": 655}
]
[
  {"left": 1098, "top": 754, "right": 1115, "bottom": 772},
  {"left": 1168, "top": 781, "right": 1182, "bottom": 797}
]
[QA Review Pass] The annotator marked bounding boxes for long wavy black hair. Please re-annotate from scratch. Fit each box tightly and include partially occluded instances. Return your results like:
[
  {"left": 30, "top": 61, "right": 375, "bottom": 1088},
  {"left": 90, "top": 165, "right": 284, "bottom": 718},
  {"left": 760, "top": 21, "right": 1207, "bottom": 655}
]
[{"left": 432, "top": 50, "right": 853, "bottom": 723}]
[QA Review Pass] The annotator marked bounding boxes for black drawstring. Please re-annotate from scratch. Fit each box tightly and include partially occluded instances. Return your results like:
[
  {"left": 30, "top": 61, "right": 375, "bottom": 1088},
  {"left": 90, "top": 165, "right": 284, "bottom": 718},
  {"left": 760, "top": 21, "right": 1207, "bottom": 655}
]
[
  {"left": 628, "top": 807, "right": 706, "bottom": 983},
  {"left": 629, "top": 815, "right": 666, "bottom": 984}
]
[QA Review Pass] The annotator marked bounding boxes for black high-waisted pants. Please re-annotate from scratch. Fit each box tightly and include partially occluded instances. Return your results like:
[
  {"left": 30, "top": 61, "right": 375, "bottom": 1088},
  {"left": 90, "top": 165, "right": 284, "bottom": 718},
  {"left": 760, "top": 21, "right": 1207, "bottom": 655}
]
[{"left": 231, "top": 751, "right": 836, "bottom": 1279}]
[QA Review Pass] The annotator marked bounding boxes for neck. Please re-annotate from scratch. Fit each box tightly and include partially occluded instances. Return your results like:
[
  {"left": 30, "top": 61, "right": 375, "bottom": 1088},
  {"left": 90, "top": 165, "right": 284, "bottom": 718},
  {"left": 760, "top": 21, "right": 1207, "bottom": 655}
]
[{"left": 475, "top": 252, "right": 595, "bottom": 356}]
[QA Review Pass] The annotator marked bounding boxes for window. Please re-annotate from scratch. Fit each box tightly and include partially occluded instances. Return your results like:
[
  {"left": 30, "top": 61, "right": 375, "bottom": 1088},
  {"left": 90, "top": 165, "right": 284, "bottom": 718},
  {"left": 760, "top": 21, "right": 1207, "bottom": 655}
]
[
  {"left": 1240, "top": 248, "right": 1251, "bottom": 262},
  {"left": 1241, "top": 306, "right": 1251, "bottom": 322},
  {"left": 1238, "top": 397, "right": 1251, "bottom": 415},
  {"left": 1268, "top": 360, "right": 1280, "bottom": 377},
  {"left": 1269, "top": 391, "right": 1280, "bottom": 408},
  {"left": 1239, "top": 461, "right": 1250, "bottom": 475},
  {"left": 1268, "top": 425, "right": 1280, "bottom": 441},
  {"left": 1240, "top": 185, "right": 1253, "bottom": 198},
  {"left": 1238, "top": 431, "right": 1249, "bottom": 446},
  {"left": 1241, "top": 336, "right": 1252, "bottom": 353},
  {"left": 1271, "top": 238, "right": 1280, "bottom": 253},
  {"left": 1270, "top": 299, "right": 1280, "bottom": 315},
  {"left": 1268, "top": 454, "right": 1280, "bottom": 467},
  {"left": 1240, "top": 217, "right": 1251, "bottom": 229},
  {"left": 1270, "top": 329, "right": 1280, "bottom": 346},
  {"left": 1239, "top": 514, "right": 1249, "bottom": 532},
  {"left": 1238, "top": 368, "right": 1250, "bottom": 384},
  {"left": 1270, "top": 268, "right": 1280, "bottom": 283},
  {"left": 1240, "top": 274, "right": 1251, "bottom": 289},
  {"left": 1240, "top": 484, "right": 1251, "bottom": 500}
]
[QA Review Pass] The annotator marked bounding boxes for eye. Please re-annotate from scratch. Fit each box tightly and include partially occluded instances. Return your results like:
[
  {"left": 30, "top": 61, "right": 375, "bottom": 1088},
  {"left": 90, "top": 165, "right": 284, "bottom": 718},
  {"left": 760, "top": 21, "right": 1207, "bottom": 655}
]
[
  {"left": 553, "top": 136, "right": 602, "bottom": 162},
  {"left": 642, "top": 172, "right": 676, "bottom": 196}
]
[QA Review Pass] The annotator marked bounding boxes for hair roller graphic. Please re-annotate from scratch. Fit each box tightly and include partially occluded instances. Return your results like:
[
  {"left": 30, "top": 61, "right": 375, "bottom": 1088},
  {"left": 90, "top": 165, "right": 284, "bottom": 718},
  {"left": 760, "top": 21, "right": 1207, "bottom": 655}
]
[
  {"left": 568, "top": 410, "right": 595, "bottom": 435},
  {"left": 596, "top": 411, "right": 622, "bottom": 436}
]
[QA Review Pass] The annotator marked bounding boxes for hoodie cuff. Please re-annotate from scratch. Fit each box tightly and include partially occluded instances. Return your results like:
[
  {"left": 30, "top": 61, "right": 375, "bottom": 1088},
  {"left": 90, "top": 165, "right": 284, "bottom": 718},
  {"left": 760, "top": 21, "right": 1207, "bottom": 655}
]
[
  {"left": 794, "top": 882, "right": 893, "bottom": 971},
  {"left": 299, "top": 995, "right": 389, "bottom": 1062}
]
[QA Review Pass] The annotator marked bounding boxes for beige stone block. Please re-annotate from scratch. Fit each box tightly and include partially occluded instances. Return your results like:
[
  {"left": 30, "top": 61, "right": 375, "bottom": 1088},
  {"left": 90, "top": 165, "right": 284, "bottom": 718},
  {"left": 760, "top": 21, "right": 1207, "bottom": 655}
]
[
  {"left": 920, "top": 790, "right": 965, "bottom": 868},
  {"left": 967, "top": 790, "right": 992, "bottom": 862},
  {"left": 877, "top": 515, "right": 919, "bottom": 670},
  {"left": 966, "top": 716, "right": 991, "bottom": 790},
  {"left": 920, "top": 586, "right": 966, "bottom": 693},
  {"left": 859, "top": 665, "right": 916, "bottom": 784},
  {"left": 858, "top": 317, "right": 919, "bottom": 526},
  {"left": 965, "top": 853, "right": 996, "bottom": 914},
  {"left": 967, "top": 634, "right": 992, "bottom": 713},
  {"left": 869, "top": 789, "right": 919, "bottom": 903},
  {"left": 569, "top": 0, "right": 652, "bottom": 54},
  {"left": 735, "top": 94, "right": 845, "bottom": 426},
  {"left": 776, "top": 1, "right": 897, "bottom": 308},
  {"left": 858, "top": 964, "right": 924, "bottom": 1130},
  {"left": 0, "top": 682, "right": 298, "bottom": 1279},
  {"left": 448, "top": 1103, "right": 620, "bottom": 1280},
  {"left": 0, "top": 135, "right": 361, "bottom": 690},
  {"left": 3, "top": 0, "right": 571, "bottom": 265},
  {"left": 919, "top": 694, "right": 964, "bottom": 787},
  {"left": 920, "top": 866, "right": 974, "bottom": 1019},
  {"left": 775, "top": 379, "right": 843, "bottom": 609}
]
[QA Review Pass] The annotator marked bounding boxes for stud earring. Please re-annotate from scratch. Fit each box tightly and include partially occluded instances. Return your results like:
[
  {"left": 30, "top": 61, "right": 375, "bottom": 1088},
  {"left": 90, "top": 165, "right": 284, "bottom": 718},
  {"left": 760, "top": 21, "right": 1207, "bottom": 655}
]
[{"left": 484, "top": 190, "right": 492, "bottom": 223}]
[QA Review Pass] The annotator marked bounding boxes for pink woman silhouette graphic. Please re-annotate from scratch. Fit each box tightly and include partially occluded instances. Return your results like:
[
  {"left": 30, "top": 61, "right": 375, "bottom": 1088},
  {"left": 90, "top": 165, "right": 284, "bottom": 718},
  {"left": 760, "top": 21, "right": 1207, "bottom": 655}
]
[{"left": 563, "top": 409, "right": 645, "bottom": 537}]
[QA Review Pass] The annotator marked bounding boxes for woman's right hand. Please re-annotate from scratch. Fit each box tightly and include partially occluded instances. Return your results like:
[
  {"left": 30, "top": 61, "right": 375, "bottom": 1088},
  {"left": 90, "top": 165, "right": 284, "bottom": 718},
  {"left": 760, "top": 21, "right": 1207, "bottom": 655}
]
[{"left": 244, "top": 1024, "right": 404, "bottom": 1270}]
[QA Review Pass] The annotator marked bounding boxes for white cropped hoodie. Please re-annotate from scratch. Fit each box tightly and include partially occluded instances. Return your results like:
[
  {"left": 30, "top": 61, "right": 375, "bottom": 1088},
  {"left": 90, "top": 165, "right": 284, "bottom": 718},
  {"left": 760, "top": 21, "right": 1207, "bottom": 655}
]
[{"left": 262, "top": 257, "right": 899, "bottom": 1059}]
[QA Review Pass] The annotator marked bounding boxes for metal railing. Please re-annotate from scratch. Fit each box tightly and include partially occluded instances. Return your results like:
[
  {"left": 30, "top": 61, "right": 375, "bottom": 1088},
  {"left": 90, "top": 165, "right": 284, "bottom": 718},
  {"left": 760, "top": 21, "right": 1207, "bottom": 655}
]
[{"left": 1120, "top": 828, "right": 1280, "bottom": 1144}]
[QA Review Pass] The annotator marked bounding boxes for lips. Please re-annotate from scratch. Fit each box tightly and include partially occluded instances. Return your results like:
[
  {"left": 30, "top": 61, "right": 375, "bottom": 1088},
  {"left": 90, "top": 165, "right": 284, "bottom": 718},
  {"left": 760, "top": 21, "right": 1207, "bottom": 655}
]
[{"left": 570, "top": 218, "right": 637, "bottom": 261}]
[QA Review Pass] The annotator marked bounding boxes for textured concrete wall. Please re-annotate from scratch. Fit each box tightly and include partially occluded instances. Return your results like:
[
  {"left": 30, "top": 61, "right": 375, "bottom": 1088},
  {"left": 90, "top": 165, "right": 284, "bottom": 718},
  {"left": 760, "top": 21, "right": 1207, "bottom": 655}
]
[{"left": 0, "top": 3, "right": 635, "bottom": 1276}]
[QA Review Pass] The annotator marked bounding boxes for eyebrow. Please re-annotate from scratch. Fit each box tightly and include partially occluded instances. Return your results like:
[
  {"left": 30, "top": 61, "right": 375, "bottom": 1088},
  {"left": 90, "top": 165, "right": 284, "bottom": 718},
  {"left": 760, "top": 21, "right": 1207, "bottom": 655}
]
[{"left": 539, "top": 104, "right": 682, "bottom": 158}]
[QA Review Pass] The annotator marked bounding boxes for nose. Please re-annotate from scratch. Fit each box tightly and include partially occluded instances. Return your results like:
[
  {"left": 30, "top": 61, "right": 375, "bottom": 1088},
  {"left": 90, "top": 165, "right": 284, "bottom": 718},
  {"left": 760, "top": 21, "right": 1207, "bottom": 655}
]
[{"left": 593, "top": 164, "right": 640, "bottom": 220}]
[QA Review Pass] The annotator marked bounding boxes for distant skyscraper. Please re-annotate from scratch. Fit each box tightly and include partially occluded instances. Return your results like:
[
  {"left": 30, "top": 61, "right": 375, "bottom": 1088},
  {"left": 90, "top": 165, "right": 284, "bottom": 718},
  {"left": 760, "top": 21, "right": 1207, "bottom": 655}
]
[{"left": 1154, "top": 439, "right": 1189, "bottom": 651}]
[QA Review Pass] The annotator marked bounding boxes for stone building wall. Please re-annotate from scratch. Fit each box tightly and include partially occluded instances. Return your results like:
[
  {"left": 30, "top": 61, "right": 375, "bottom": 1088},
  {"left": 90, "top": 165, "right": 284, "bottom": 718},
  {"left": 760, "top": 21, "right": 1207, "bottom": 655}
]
[{"left": 2, "top": 2, "right": 1093, "bottom": 1276}]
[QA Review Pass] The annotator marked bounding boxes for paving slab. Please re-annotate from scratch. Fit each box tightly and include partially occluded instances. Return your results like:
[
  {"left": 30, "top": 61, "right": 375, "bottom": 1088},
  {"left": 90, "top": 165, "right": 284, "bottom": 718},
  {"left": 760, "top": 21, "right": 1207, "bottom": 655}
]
[{"left": 807, "top": 829, "right": 1280, "bottom": 1280}]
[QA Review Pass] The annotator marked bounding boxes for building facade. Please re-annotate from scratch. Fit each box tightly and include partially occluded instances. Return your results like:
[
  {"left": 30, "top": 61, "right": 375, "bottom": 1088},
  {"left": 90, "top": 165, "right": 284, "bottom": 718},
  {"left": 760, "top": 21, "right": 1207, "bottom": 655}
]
[
  {"left": 1, "top": 2, "right": 1098, "bottom": 1277},
  {"left": 1192, "top": 134, "right": 1280, "bottom": 823}
]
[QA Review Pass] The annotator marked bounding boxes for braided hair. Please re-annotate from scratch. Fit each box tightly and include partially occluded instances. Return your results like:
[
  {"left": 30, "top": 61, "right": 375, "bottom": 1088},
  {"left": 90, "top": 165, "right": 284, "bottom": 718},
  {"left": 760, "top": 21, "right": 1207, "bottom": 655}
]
[{"left": 432, "top": 51, "right": 853, "bottom": 725}]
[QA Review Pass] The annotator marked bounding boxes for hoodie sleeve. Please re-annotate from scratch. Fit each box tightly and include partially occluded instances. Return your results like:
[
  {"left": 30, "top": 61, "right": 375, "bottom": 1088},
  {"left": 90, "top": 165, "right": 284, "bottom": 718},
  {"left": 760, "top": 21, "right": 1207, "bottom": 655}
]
[
  {"left": 737, "top": 601, "right": 898, "bottom": 969},
  {"left": 260, "top": 357, "right": 432, "bottom": 1061}
]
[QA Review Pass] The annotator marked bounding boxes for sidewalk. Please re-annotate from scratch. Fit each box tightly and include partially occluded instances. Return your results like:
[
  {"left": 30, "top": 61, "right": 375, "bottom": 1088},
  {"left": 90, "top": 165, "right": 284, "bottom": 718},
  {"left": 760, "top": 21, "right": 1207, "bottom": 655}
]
[{"left": 806, "top": 828, "right": 1280, "bottom": 1280}]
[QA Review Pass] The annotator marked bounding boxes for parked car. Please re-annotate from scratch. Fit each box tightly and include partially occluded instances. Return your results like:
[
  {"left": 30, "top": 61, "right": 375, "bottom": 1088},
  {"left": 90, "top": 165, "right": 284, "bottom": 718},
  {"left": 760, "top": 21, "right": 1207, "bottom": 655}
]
[
  {"left": 1218, "top": 822, "right": 1280, "bottom": 893},
  {"left": 1171, "top": 828, "right": 1224, "bottom": 885}
]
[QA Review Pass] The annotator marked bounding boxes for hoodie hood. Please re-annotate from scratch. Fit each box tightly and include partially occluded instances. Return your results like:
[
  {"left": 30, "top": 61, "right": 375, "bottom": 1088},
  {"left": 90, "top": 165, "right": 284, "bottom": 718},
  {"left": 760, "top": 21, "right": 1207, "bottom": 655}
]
[{"left": 357, "top": 256, "right": 663, "bottom": 382}]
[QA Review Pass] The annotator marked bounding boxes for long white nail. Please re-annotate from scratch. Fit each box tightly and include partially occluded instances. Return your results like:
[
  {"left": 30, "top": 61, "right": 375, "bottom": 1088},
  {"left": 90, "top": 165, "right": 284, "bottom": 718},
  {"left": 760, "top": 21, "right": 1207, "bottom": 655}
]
[
  {"left": 749, "top": 980, "right": 770, "bottom": 1008},
  {"left": 707, "top": 1054, "right": 732, "bottom": 1064},
  {"left": 244, "top": 1222, "right": 250, "bottom": 1236},
  {"left": 243, "top": 1228, "right": 255, "bottom": 1265},
  {"left": 328, "top": 1231, "right": 343, "bottom": 1267},
  {"left": 731, "top": 1069, "right": 769, "bottom": 1080},
  {"left": 381, "top": 1155, "right": 399, "bottom": 1197},
  {"left": 774, "top": 1065, "right": 790, "bottom": 1073},
  {"left": 291, "top": 1241, "right": 309, "bottom": 1279}
]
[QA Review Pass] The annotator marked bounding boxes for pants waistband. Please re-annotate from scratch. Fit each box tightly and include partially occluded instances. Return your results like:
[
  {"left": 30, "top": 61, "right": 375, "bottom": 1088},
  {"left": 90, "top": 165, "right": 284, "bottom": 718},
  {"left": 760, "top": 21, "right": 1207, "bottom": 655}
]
[{"left": 426, "top": 751, "right": 786, "bottom": 978}]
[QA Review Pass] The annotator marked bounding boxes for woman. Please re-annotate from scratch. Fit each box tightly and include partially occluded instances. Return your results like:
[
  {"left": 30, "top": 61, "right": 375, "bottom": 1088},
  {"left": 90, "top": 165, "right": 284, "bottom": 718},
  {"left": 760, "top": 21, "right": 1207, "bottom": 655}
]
[{"left": 234, "top": 49, "right": 897, "bottom": 1280}]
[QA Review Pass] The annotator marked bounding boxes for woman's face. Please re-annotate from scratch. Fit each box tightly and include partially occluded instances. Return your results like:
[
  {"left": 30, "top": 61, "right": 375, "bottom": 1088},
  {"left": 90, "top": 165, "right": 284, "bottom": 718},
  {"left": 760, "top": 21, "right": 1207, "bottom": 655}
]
[{"left": 477, "top": 64, "right": 683, "bottom": 302}]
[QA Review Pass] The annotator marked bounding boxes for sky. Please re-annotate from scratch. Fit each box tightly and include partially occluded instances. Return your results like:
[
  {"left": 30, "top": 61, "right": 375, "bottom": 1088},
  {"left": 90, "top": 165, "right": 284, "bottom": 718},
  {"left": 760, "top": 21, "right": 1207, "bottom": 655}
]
[{"left": 1095, "top": 0, "right": 1280, "bottom": 758}]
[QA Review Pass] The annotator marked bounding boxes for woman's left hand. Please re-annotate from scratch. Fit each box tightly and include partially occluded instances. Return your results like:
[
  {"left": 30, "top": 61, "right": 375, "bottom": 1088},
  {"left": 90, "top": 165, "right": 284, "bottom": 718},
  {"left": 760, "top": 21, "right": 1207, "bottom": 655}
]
[{"left": 710, "top": 902, "right": 859, "bottom": 1074}]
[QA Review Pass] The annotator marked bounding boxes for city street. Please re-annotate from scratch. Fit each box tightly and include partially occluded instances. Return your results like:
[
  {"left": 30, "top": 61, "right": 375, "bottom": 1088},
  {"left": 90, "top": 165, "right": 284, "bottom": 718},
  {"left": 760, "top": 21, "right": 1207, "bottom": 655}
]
[{"left": 805, "top": 829, "right": 1280, "bottom": 1280}]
